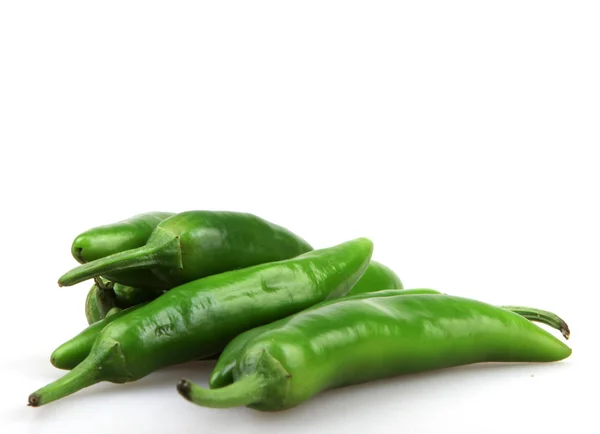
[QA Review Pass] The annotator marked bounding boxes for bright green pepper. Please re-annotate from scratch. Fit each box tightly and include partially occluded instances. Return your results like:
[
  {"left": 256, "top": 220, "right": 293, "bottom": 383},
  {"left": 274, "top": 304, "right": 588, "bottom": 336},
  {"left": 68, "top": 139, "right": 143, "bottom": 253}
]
[
  {"left": 346, "top": 260, "right": 403, "bottom": 295},
  {"left": 178, "top": 293, "right": 571, "bottom": 411},
  {"left": 29, "top": 238, "right": 373, "bottom": 407},
  {"left": 72, "top": 212, "right": 174, "bottom": 290},
  {"left": 59, "top": 211, "right": 313, "bottom": 288},
  {"left": 209, "top": 288, "right": 440, "bottom": 389},
  {"left": 54, "top": 260, "right": 402, "bottom": 370},
  {"left": 208, "top": 288, "right": 569, "bottom": 389}
]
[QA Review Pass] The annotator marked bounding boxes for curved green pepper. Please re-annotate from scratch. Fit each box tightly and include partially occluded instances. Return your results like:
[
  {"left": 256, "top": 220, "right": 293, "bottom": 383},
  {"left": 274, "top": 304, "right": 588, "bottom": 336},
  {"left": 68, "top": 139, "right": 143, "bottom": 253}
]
[
  {"left": 55, "top": 260, "right": 402, "bottom": 369},
  {"left": 59, "top": 211, "right": 313, "bottom": 288},
  {"left": 346, "top": 260, "right": 403, "bottom": 296},
  {"left": 29, "top": 238, "right": 373, "bottom": 406},
  {"left": 209, "top": 288, "right": 440, "bottom": 389},
  {"left": 179, "top": 294, "right": 572, "bottom": 411},
  {"left": 72, "top": 212, "right": 174, "bottom": 290}
]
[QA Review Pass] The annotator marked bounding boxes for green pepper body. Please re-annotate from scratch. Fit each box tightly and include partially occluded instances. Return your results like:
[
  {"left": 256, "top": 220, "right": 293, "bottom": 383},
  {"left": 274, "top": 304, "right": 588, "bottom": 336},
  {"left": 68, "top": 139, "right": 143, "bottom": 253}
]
[
  {"left": 54, "top": 261, "right": 403, "bottom": 370},
  {"left": 29, "top": 238, "right": 373, "bottom": 407},
  {"left": 209, "top": 288, "right": 440, "bottom": 389},
  {"left": 179, "top": 294, "right": 571, "bottom": 412},
  {"left": 59, "top": 211, "right": 313, "bottom": 288},
  {"left": 346, "top": 261, "right": 402, "bottom": 296},
  {"left": 72, "top": 212, "right": 174, "bottom": 289},
  {"left": 50, "top": 304, "right": 146, "bottom": 370}
]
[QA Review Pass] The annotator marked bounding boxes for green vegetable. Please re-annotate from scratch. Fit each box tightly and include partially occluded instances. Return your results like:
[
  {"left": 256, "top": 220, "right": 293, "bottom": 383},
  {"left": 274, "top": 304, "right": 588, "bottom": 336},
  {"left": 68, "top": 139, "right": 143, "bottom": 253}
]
[
  {"left": 29, "top": 238, "right": 373, "bottom": 406},
  {"left": 209, "top": 288, "right": 441, "bottom": 389},
  {"left": 51, "top": 261, "right": 402, "bottom": 370},
  {"left": 59, "top": 211, "right": 313, "bottom": 288},
  {"left": 208, "top": 288, "right": 570, "bottom": 389},
  {"left": 346, "top": 260, "right": 403, "bottom": 295},
  {"left": 179, "top": 293, "right": 571, "bottom": 411},
  {"left": 72, "top": 212, "right": 174, "bottom": 290}
]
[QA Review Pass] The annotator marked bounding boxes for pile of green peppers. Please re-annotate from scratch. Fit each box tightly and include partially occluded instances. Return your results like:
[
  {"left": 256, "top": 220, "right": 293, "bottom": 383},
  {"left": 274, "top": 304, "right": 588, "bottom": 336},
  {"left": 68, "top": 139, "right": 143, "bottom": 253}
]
[{"left": 29, "top": 210, "right": 571, "bottom": 411}]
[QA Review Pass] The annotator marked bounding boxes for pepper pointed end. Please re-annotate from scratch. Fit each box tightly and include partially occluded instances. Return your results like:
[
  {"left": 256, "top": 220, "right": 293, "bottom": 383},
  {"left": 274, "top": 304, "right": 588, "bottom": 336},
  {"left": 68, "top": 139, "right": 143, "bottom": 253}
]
[
  {"left": 560, "top": 320, "right": 571, "bottom": 340},
  {"left": 28, "top": 393, "right": 40, "bottom": 407},
  {"left": 177, "top": 379, "right": 193, "bottom": 401}
]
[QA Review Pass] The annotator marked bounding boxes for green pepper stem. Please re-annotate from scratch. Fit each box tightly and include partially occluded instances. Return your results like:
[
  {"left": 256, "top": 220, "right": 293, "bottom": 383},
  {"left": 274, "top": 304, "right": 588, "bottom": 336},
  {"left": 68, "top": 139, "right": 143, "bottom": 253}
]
[
  {"left": 501, "top": 305, "right": 570, "bottom": 339},
  {"left": 29, "top": 353, "right": 102, "bottom": 407},
  {"left": 58, "top": 237, "right": 178, "bottom": 287},
  {"left": 177, "top": 374, "right": 266, "bottom": 409},
  {"left": 93, "top": 277, "right": 113, "bottom": 291}
]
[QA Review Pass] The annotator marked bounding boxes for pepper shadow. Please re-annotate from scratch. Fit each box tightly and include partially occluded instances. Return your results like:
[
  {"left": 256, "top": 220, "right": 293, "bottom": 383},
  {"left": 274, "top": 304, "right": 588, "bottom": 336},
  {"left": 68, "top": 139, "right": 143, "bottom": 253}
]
[{"left": 197, "top": 360, "right": 573, "bottom": 425}]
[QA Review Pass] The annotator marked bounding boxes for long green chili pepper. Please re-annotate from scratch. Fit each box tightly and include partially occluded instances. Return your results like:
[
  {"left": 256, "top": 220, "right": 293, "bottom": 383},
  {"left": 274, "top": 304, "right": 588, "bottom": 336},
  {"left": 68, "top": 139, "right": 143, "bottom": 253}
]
[
  {"left": 59, "top": 211, "right": 313, "bottom": 288},
  {"left": 208, "top": 289, "right": 570, "bottom": 389},
  {"left": 72, "top": 212, "right": 174, "bottom": 289},
  {"left": 209, "top": 288, "right": 441, "bottom": 389},
  {"left": 179, "top": 294, "right": 572, "bottom": 412},
  {"left": 346, "top": 261, "right": 403, "bottom": 295},
  {"left": 52, "top": 260, "right": 401, "bottom": 370},
  {"left": 29, "top": 238, "right": 373, "bottom": 407}
]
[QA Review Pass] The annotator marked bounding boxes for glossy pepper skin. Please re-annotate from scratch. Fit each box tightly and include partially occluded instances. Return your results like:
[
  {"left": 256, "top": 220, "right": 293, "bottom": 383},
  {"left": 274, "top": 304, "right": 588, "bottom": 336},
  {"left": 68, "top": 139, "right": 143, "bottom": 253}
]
[
  {"left": 59, "top": 211, "right": 313, "bottom": 288},
  {"left": 346, "top": 261, "right": 403, "bottom": 296},
  {"left": 208, "top": 289, "right": 569, "bottom": 389},
  {"left": 29, "top": 238, "right": 373, "bottom": 407},
  {"left": 209, "top": 288, "right": 440, "bottom": 389},
  {"left": 50, "top": 304, "right": 146, "bottom": 370},
  {"left": 53, "top": 261, "right": 404, "bottom": 370},
  {"left": 72, "top": 212, "right": 174, "bottom": 290},
  {"left": 178, "top": 294, "right": 571, "bottom": 412}
]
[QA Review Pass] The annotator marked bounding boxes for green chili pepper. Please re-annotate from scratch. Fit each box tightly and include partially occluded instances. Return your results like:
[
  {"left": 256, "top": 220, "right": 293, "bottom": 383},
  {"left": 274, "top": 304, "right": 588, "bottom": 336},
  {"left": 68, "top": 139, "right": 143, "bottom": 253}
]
[
  {"left": 29, "top": 238, "right": 373, "bottom": 407},
  {"left": 208, "top": 289, "right": 569, "bottom": 389},
  {"left": 72, "top": 212, "right": 174, "bottom": 290},
  {"left": 346, "top": 261, "right": 403, "bottom": 296},
  {"left": 59, "top": 211, "right": 313, "bottom": 288},
  {"left": 53, "top": 261, "right": 400, "bottom": 369},
  {"left": 209, "top": 288, "right": 440, "bottom": 389},
  {"left": 50, "top": 304, "right": 147, "bottom": 370},
  {"left": 178, "top": 293, "right": 571, "bottom": 412}
]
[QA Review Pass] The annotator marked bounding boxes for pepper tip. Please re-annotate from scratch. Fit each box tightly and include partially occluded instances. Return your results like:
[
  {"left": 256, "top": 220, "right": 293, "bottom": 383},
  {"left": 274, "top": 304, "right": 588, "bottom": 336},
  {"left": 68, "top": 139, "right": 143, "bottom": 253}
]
[
  {"left": 176, "top": 379, "right": 192, "bottom": 401},
  {"left": 28, "top": 393, "right": 40, "bottom": 407}
]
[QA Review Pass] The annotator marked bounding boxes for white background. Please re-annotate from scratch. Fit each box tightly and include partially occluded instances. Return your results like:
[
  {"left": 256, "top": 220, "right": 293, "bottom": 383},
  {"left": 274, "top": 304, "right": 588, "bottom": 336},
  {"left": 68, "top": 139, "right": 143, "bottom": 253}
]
[{"left": 1, "top": 1, "right": 598, "bottom": 433}]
